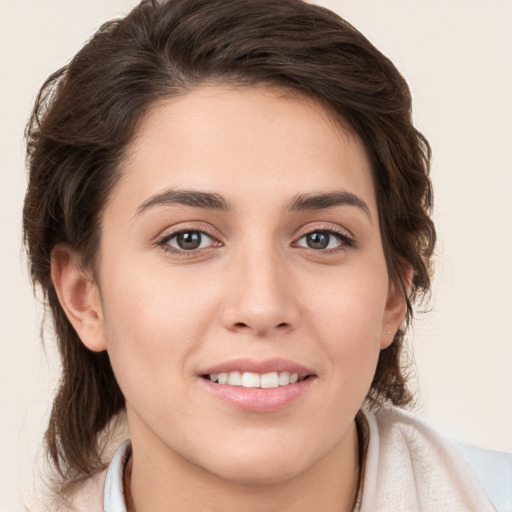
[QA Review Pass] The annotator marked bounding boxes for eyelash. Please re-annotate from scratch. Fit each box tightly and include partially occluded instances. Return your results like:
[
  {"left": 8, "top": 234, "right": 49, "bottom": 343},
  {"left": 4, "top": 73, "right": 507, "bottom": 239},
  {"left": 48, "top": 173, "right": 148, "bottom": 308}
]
[
  {"left": 294, "top": 227, "right": 354, "bottom": 253},
  {"left": 156, "top": 228, "right": 220, "bottom": 256},
  {"left": 156, "top": 226, "right": 354, "bottom": 256}
]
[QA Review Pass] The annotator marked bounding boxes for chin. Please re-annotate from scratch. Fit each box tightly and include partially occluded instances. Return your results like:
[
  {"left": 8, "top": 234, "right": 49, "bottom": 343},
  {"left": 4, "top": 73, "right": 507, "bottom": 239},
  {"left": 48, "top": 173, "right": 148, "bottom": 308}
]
[{"left": 193, "top": 439, "right": 321, "bottom": 486}]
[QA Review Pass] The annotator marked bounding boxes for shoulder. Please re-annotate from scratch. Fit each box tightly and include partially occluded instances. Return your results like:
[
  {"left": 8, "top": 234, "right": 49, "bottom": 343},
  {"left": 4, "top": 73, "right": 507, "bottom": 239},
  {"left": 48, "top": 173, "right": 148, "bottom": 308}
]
[
  {"left": 26, "top": 440, "right": 131, "bottom": 512},
  {"left": 358, "top": 406, "right": 510, "bottom": 512},
  {"left": 26, "top": 470, "right": 106, "bottom": 512},
  {"left": 26, "top": 440, "right": 130, "bottom": 512},
  {"left": 67, "top": 440, "right": 131, "bottom": 511},
  {"left": 63, "top": 472, "right": 106, "bottom": 512},
  {"left": 455, "top": 440, "right": 512, "bottom": 512}
]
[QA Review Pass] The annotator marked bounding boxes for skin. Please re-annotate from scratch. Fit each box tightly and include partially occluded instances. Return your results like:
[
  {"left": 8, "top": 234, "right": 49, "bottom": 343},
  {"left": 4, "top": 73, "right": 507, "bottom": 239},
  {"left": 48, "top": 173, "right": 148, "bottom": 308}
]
[{"left": 52, "top": 85, "right": 407, "bottom": 512}]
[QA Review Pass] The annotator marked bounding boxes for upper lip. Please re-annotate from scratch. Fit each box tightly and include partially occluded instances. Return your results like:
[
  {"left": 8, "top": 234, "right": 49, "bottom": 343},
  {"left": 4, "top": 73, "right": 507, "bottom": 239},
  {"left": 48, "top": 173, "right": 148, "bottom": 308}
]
[{"left": 200, "top": 358, "right": 315, "bottom": 378}]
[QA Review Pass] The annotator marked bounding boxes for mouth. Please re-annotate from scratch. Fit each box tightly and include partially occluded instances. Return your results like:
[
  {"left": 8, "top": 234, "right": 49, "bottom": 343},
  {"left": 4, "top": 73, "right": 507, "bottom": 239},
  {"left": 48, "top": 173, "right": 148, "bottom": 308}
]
[
  {"left": 201, "top": 371, "right": 312, "bottom": 388},
  {"left": 198, "top": 358, "right": 317, "bottom": 412}
]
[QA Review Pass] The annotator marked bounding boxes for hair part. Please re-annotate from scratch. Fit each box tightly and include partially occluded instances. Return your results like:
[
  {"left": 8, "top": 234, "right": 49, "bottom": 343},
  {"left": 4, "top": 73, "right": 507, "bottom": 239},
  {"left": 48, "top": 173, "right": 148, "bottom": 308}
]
[{"left": 23, "top": 0, "right": 435, "bottom": 490}]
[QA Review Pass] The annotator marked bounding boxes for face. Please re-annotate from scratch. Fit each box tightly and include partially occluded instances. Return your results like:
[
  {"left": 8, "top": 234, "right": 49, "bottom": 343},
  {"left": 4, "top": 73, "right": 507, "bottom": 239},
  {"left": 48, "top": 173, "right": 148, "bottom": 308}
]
[{"left": 72, "top": 85, "right": 404, "bottom": 484}]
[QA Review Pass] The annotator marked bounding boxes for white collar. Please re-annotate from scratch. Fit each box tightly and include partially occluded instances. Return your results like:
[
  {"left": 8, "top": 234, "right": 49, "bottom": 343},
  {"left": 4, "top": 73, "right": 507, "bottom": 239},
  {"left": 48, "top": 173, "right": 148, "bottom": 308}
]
[{"left": 103, "top": 439, "right": 131, "bottom": 512}]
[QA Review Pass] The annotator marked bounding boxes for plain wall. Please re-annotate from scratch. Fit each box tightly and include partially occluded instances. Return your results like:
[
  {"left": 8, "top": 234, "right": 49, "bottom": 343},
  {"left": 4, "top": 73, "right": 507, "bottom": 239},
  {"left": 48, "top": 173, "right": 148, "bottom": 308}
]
[{"left": 1, "top": 1, "right": 511, "bottom": 509}]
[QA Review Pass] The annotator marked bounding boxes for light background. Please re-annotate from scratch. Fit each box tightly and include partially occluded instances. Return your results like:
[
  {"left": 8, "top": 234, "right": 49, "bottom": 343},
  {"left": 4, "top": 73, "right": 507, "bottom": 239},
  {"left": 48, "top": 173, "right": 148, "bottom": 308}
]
[{"left": 1, "top": 0, "right": 511, "bottom": 509}]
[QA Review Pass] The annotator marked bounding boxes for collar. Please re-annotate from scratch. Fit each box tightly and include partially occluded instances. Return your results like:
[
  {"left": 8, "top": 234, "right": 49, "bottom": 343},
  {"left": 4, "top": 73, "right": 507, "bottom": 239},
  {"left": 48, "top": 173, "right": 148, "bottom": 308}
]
[{"left": 103, "top": 439, "right": 131, "bottom": 512}]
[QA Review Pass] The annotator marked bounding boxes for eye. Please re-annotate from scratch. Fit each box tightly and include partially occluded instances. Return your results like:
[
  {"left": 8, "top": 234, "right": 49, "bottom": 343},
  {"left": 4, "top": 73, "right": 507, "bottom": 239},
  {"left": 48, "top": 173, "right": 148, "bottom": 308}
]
[
  {"left": 295, "top": 230, "right": 351, "bottom": 251},
  {"left": 159, "top": 230, "right": 218, "bottom": 252}
]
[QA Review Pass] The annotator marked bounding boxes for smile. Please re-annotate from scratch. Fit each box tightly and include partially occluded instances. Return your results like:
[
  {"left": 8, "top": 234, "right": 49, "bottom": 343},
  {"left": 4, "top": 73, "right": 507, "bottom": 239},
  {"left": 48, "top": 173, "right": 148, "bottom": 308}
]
[
  {"left": 206, "top": 371, "right": 304, "bottom": 388},
  {"left": 199, "top": 359, "right": 316, "bottom": 412}
]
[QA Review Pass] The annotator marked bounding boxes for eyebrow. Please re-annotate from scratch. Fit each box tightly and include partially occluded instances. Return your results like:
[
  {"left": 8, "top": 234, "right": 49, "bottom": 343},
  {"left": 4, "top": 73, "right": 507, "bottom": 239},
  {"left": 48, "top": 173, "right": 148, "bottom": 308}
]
[
  {"left": 136, "top": 189, "right": 230, "bottom": 215},
  {"left": 136, "top": 188, "right": 371, "bottom": 220},
  {"left": 287, "top": 191, "right": 371, "bottom": 219}
]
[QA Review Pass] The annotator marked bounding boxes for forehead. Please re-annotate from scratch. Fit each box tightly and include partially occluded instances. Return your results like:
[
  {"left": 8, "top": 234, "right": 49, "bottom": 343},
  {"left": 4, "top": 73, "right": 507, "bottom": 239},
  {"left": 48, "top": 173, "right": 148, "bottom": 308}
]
[{"left": 117, "top": 84, "right": 377, "bottom": 215}]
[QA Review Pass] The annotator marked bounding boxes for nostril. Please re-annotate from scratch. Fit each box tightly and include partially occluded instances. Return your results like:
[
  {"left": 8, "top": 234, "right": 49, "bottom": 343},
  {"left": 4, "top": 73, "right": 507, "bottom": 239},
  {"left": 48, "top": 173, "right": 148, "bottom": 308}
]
[{"left": 228, "top": 313, "right": 296, "bottom": 334}]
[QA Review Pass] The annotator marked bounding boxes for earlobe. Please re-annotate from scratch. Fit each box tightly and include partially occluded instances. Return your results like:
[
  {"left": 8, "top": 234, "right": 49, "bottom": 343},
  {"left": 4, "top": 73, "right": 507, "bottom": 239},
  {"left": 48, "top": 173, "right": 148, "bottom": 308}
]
[
  {"left": 380, "top": 262, "right": 413, "bottom": 349},
  {"left": 51, "top": 244, "right": 107, "bottom": 352}
]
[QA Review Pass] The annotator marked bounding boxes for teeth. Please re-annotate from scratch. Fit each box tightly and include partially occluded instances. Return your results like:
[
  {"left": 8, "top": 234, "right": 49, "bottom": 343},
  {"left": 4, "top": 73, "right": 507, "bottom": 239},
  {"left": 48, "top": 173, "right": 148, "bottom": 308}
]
[
  {"left": 278, "top": 371, "right": 290, "bottom": 386},
  {"left": 208, "top": 371, "right": 304, "bottom": 387},
  {"left": 227, "top": 371, "right": 242, "bottom": 386},
  {"left": 260, "top": 372, "right": 278, "bottom": 388},
  {"left": 242, "top": 372, "right": 260, "bottom": 388}
]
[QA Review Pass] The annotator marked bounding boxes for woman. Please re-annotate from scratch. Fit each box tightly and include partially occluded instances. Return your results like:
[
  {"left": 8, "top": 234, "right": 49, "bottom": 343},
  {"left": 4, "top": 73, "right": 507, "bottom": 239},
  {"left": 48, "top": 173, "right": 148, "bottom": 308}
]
[{"left": 22, "top": 0, "right": 510, "bottom": 510}]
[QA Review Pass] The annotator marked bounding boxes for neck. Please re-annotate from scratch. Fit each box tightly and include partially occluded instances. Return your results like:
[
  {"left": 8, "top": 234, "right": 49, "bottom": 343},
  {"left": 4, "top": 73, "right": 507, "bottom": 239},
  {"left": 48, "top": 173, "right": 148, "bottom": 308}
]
[{"left": 124, "top": 415, "right": 361, "bottom": 512}]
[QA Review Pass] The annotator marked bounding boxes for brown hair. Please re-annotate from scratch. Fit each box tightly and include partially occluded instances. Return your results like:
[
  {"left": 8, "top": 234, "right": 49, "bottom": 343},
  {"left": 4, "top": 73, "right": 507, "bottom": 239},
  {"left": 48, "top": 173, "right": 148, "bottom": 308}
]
[{"left": 23, "top": 0, "right": 435, "bottom": 489}]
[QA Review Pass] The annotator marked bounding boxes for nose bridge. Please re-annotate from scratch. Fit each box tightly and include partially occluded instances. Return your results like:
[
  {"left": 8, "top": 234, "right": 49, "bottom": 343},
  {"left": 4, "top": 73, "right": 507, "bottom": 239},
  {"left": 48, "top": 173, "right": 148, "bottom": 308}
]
[{"left": 223, "top": 234, "right": 298, "bottom": 335}]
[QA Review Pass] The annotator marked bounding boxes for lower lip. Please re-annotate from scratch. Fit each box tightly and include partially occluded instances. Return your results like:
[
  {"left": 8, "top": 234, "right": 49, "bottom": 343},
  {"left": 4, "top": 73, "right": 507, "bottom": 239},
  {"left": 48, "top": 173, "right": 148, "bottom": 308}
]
[{"left": 199, "top": 377, "right": 316, "bottom": 413}]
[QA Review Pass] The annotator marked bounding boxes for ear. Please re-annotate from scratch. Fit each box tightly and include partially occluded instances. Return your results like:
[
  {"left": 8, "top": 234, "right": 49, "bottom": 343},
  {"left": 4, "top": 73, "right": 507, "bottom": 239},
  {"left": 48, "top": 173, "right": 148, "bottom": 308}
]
[
  {"left": 380, "top": 261, "right": 413, "bottom": 349},
  {"left": 51, "top": 243, "right": 107, "bottom": 352}
]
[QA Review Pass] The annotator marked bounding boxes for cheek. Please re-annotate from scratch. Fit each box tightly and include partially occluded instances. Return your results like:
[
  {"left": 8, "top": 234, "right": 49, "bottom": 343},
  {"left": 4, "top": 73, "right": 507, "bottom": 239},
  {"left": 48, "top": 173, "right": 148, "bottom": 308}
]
[
  {"left": 98, "top": 263, "right": 219, "bottom": 398},
  {"left": 101, "top": 255, "right": 217, "bottom": 337},
  {"left": 304, "top": 264, "right": 389, "bottom": 383},
  {"left": 307, "top": 263, "right": 389, "bottom": 338}
]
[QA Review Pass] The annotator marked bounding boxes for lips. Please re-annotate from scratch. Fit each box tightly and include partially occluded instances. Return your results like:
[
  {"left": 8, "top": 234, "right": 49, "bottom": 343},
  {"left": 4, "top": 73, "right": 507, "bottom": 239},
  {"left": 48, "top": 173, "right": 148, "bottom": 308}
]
[{"left": 199, "top": 358, "right": 317, "bottom": 412}]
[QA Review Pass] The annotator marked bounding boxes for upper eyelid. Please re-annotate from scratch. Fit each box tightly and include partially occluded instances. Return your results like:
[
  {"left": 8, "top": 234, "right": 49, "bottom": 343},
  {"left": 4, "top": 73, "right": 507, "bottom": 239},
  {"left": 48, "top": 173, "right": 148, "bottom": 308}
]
[
  {"left": 294, "top": 223, "right": 353, "bottom": 239},
  {"left": 300, "top": 228, "right": 349, "bottom": 238},
  {"left": 156, "top": 222, "right": 222, "bottom": 241},
  {"left": 162, "top": 227, "right": 215, "bottom": 238}
]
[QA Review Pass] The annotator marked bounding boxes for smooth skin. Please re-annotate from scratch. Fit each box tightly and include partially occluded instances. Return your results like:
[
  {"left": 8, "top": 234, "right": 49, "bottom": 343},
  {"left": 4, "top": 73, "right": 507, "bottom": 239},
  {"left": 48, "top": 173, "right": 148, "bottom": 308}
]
[{"left": 52, "top": 85, "right": 408, "bottom": 512}]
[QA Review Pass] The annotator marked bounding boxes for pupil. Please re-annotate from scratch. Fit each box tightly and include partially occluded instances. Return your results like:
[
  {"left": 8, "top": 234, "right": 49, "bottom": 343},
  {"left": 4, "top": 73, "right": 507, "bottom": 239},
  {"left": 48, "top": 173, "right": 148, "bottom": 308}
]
[
  {"left": 177, "top": 232, "right": 201, "bottom": 250},
  {"left": 307, "top": 232, "right": 329, "bottom": 249}
]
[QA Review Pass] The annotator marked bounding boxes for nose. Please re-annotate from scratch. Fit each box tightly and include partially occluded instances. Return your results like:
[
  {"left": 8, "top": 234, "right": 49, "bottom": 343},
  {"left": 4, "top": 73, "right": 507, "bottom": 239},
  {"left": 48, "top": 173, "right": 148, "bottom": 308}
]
[{"left": 221, "top": 245, "right": 300, "bottom": 337}]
